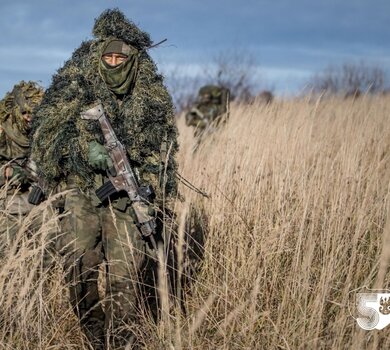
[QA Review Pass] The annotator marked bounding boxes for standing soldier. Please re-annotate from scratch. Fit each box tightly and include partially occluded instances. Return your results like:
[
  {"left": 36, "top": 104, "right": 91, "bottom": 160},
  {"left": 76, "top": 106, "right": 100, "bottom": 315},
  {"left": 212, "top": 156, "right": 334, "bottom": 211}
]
[
  {"left": 0, "top": 81, "right": 44, "bottom": 244},
  {"left": 31, "top": 9, "right": 178, "bottom": 350}
]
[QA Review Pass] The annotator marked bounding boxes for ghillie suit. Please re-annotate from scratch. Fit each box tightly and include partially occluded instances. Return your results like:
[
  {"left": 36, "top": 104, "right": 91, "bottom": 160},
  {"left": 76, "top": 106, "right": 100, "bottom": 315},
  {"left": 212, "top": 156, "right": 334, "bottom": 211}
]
[
  {"left": 0, "top": 81, "right": 44, "bottom": 242},
  {"left": 31, "top": 9, "right": 178, "bottom": 350},
  {"left": 185, "top": 84, "right": 230, "bottom": 137}
]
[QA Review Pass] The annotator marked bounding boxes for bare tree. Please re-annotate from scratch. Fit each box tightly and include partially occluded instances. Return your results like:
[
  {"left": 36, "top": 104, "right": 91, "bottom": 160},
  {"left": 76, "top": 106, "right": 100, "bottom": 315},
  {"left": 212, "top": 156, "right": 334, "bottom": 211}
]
[
  {"left": 203, "top": 49, "right": 260, "bottom": 102},
  {"left": 307, "top": 62, "right": 386, "bottom": 96},
  {"left": 163, "top": 65, "right": 205, "bottom": 112},
  {"left": 163, "top": 49, "right": 261, "bottom": 112}
]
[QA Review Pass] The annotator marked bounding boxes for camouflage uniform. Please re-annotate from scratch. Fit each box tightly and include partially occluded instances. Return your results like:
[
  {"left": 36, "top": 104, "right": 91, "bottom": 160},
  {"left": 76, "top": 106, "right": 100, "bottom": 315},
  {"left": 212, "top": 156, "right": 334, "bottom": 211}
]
[
  {"left": 185, "top": 85, "right": 230, "bottom": 136},
  {"left": 0, "top": 81, "right": 44, "bottom": 245},
  {"left": 31, "top": 9, "right": 178, "bottom": 350}
]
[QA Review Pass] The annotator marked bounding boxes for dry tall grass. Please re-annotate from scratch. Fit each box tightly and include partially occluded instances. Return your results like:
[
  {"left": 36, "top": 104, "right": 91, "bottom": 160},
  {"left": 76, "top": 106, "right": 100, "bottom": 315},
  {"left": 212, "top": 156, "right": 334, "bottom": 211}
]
[{"left": 0, "top": 95, "right": 389, "bottom": 349}]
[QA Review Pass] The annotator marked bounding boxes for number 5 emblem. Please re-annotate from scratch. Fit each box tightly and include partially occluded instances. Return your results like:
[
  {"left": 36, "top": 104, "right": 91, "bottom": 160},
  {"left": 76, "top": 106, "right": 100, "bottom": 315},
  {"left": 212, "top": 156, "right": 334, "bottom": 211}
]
[{"left": 357, "top": 293, "right": 390, "bottom": 330}]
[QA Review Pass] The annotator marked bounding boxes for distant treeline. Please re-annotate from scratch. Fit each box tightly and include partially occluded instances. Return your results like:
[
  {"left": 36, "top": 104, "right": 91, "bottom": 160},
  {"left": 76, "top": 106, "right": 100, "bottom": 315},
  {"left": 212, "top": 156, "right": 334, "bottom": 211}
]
[
  {"left": 306, "top": 62, "right": 388, "bottom": 98},
  {"left": 166, "top": 54, "right": 389, "bottom": 111}
]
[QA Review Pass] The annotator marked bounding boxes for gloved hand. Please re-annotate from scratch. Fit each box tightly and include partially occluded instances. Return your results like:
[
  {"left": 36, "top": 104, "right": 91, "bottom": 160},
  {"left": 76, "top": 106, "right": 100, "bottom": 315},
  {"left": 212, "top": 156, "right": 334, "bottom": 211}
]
[
  {"left": 5, "top": 165, "right": 27, "bottom": 185},
  {"left": 128, "top": 203, "right": 156, "bottom": 224},
  {"left": 87, "top": 140, "right": 113, "bottom": 171}
]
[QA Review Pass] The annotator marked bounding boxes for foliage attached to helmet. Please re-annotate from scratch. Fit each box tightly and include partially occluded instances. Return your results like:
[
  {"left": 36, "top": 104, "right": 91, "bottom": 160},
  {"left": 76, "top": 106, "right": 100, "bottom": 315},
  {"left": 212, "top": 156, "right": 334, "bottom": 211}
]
[
  {"left": 198, "top": 85, "right": 229, "bottom": 106},
  {"left": 0, "top": 81, "right": 44, "bottom": 134}
]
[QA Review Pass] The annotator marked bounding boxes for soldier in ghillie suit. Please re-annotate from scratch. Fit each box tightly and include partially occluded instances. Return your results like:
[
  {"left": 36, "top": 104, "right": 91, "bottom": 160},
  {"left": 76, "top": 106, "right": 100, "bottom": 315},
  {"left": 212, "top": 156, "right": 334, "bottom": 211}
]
[
  {"left": 31, "top": 9, "right": 178, "bottom": 350},
  {"left": 185, "top": 84, "right": 230, "bottom": 137},
  {"left": 0, "top": 81, "right": 44, "bottom": 242}
]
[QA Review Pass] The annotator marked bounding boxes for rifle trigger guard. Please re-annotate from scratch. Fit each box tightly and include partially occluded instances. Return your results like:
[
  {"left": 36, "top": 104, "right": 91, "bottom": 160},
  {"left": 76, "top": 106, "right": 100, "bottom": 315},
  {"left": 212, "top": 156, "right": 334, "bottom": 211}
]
[{"left": 107, "top": 141, "right": 119, "bottom": 150}]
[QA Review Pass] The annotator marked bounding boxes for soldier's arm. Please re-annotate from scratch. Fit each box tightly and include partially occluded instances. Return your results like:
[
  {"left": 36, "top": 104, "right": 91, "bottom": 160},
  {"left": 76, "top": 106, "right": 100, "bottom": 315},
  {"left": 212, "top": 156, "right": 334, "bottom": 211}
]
[
  {"left": 219, "top": 88, "right": 230, "bottom": 115},
  {"left": 0, "top": 127, "right": 5, "bottom": 147},
  {"left": 185, "top": 109, "right": 200, "bottom": 127},
  {"left": 0, "top": 162, "right": 19, "bottom": 188},
  {"left": 0, "top": 127, "right": 9, "bottom": 186},
  {"left": 186, "top": 108, "right": 209, "bottom": 129},
  {"left": 0, "top": 126, "right": 10, "bottom": 157},
  {"left": 136, "top": 132, "right": 177, "bottom": 208},
  {"left": 0, "top": 164, "right": 6, "bottom": 187}
]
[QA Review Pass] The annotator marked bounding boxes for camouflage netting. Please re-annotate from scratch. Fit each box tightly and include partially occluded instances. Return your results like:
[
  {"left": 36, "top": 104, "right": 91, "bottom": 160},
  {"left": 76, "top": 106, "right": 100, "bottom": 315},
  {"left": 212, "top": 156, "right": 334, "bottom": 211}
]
[
  {"left": 92, "top": 9, "right": 152, "bottom": 50},
  {"left": 31, "top": 9, "right": 178, "bottom": 198}
]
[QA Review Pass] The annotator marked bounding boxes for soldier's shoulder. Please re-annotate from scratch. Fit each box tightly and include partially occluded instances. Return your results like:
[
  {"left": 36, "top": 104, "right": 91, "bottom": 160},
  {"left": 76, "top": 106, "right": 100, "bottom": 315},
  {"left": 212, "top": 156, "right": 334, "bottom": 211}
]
[{"left": 0, "top": 93, "right": 12, "bottom": 126}]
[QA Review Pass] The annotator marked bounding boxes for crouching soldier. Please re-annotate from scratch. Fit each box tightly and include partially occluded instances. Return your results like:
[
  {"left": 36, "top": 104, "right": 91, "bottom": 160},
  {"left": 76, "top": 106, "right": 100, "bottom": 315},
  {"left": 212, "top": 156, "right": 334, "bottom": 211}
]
[
  {"left": 0, "top": 81, "right": 44, "bottom": 245},
  {"left": 185, "top": 84, "right": 230, "bottom": 137}
]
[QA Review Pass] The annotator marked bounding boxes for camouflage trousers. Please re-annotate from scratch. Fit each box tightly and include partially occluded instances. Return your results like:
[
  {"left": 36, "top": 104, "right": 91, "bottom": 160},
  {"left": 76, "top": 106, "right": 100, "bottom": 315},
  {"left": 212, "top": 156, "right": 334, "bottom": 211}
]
[{"left": 58, "top": 190, "right": 157, "bottom": 350}]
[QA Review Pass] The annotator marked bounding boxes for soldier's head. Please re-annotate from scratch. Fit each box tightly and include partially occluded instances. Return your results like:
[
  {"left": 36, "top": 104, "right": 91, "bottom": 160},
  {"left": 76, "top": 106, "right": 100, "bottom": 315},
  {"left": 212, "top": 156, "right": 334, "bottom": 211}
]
[
  {"left": 99, "top": 38, "right": 139, "bottom": 95},
  {"left": 93, "top": 9, "right": 152, "bottom": 95},
  {"left": 198, "top": 85, "right": 222, "bottom": 105},
  {"left": 4, "top": 81, "right": 44, "bottom": 133},
  {"left": 101, "top": 39, "right": 130, "bottom": 67},
  {"left": 199, "top": 93, "right": 212, "bottom": 104}
]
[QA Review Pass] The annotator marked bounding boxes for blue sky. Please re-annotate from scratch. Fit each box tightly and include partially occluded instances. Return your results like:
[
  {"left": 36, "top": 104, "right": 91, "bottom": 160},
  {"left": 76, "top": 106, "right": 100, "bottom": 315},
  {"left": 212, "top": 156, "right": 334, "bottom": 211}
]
[{"left": 0, "top": 0, "right": 389, "bottom": 97}]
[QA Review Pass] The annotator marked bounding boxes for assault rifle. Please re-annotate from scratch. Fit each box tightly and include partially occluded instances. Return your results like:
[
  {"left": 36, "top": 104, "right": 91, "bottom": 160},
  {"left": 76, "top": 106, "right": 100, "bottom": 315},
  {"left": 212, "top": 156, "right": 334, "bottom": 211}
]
[
  {"left": 80, "top": 104, "right": 159, "bottom": 249},
  {"left": 2, "top": 157, "right": 46, "bottom": 205}
]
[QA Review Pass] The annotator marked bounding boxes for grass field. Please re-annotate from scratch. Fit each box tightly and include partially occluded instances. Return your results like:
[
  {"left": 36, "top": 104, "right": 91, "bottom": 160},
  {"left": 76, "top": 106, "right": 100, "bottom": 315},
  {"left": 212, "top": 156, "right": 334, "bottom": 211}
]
[{"left": 0, "top": 94, "right": 389, "bottom": 349}]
